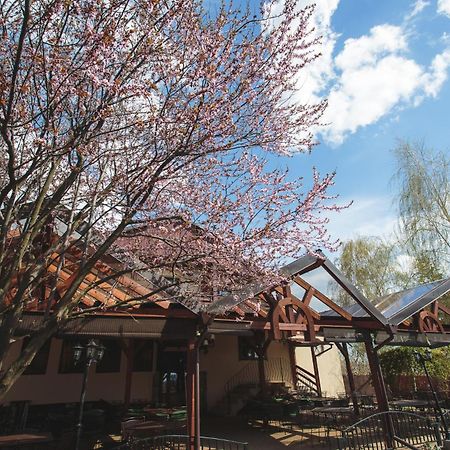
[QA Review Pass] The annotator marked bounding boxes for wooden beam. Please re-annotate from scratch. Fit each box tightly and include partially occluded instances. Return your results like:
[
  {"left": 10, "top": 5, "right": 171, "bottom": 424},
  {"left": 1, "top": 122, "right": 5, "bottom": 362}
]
[
  {"left": 310, "top": 347, "right": 322, "bottom": 397},
  {"left": 294, "top": 277, "right": 352, "bottom": 321},
  {"left": 438, "top": 303, "right": 450, "bottom": 317},
  {"left": 244, "top": 299, "right": 268, "bottom": 318},
  {"left": 302, "top": 287, "right": 314, "bottom": 306}
]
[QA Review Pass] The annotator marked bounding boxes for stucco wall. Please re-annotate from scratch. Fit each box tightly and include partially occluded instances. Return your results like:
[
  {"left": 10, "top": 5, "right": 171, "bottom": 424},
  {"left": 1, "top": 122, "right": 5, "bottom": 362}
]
[
  {"left": 199, "top": 335, "right": 292, "bottom": 409},
  {"left": 2, "top": 335, "right": 343, "bottom": 408},
  {"left": 295, "top": 344, "right": 345, "bottom": 397},
  {"left": 2, "top": 338, "right": 154, "bottom": 405}
]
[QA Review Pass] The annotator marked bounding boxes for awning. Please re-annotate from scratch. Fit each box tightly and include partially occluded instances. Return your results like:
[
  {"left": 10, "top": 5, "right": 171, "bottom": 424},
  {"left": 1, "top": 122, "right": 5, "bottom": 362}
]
[{"left": 18, "top": 313, "right": 197, "bottom": 340}]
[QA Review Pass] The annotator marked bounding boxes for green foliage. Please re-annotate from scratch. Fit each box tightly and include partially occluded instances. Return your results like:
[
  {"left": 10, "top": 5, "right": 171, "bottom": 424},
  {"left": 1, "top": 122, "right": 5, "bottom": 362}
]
[
  {"left": 379, "top": 347, "right": 450, "bottom": 381},
  {"left": 333, "top": 237, "right": 412, "bottom": 374},
  {"left": 336, "top": 237, "right": 410, "bottom": 302}
]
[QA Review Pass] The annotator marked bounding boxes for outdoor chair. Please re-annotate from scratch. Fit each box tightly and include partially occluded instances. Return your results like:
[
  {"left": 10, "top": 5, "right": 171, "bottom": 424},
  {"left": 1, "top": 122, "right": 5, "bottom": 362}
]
[
  {"left": 330, "top": 398, "right": 349, "bottom": 407},
  {"left": 281, "top": 402, "right": 299, "bottom": 432},
  {"left": 120, "top": 416, "right": 146, "bottom": 442}
]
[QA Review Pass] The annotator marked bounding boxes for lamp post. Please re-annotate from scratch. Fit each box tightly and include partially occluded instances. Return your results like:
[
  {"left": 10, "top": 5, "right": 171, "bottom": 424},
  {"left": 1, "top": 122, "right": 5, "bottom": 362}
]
[
  {"left": 73, "top": 339, "right": 105, "bottom": 450},
  {"left": 414, "top": 350, "right": 450, "bottom": 440}
]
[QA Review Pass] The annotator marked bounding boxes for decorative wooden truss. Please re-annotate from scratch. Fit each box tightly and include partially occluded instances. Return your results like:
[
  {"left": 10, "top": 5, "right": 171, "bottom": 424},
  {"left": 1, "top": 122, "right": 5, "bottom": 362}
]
[{"left": 210, "top": 252, "right": 450, "bottom": 348}]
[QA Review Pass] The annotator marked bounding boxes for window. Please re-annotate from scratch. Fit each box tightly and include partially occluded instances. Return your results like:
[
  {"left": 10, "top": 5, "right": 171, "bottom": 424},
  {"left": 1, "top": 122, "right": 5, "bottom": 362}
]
[
  {"left": 22, "top": 338, "right": 51, "bottom": 375},
  {"left": 238, "top": 336, "right": 259, "bottom": 360},
  {"left": 96, "top": 340, "right": 121, "bottom": 373},
  {"left": 133, "top": 340, "right": 153, "bottom": 372}
]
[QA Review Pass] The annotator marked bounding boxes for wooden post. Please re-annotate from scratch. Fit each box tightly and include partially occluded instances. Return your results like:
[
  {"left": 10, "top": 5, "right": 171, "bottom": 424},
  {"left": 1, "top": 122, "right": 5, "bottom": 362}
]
[
  {"left": 186, "top": 339, "right": 199, "bottom": 450},
  {"left": 258, "top": 354, "right": 266, "bottom": 394},
  {"left": 123, "top": 339, "right": 134, "bottom": 410},
  {"left": 365, "top": 337, "right": 393, "bottom": 447},
  {"left": 195, "top": 346, "right": 200, "bottom": 450},
  {"left": 337, "top": 343, "right": 360, "bottom": 417},
  {"left": 288, "top": 344, "right": 297, "bottom": 389},
  {"left": 310, "top": 347, "right": 322, "bottom": 397}
]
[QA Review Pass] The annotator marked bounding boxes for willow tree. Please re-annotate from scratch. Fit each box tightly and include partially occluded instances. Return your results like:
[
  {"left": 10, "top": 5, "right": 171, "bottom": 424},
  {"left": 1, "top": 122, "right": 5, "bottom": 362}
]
[
  {"left": 332, "top": 237, "right": 410, "bottom": 373},
  {"left": 0, "top": 0, "right": 342, "bottom": 399},
  {"left": 394, "top": 141, "right": 450, "bottom": 283}
]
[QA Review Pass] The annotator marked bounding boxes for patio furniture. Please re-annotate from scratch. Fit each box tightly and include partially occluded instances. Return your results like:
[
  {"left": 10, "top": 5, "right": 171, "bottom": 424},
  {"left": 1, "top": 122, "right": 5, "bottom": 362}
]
[
  {"left": 389, "top": 399, "right": 435, "bottom": 410},
  {"left": 121, "top": 417, "right": 146, "bottom": 441},
  {"left": 0, "top": 432, "right": 53, "bottom": 448}
]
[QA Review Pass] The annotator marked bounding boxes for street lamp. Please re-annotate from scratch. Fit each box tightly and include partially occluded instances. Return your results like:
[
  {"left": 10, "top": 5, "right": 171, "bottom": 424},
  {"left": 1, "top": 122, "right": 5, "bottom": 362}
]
[
  {"left": 73, "top": 339, "right": 105, "bottom": 450},
  {"left": 414, "top": 350, "right": 450, "bottom": 440}
]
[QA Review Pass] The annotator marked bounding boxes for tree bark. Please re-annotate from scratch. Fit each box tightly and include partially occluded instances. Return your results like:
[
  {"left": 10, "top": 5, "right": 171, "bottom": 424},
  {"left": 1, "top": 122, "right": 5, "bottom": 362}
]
[{"left": 0, "top": 319, "right": 58, "bottom": 401}]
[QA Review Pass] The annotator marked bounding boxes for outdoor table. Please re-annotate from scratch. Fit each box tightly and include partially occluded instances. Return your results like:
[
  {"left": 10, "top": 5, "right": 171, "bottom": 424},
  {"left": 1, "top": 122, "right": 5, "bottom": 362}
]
[
  {"left": 310, "top": 406, "right": 355, "bottom": 430},
  {"left": 126, "top": 420, "right": 167, "bottom": 438},
  {"left": 144, "top": 407, "right": 186, "bottom": 420},
  {"left": 127, "top": 417, "right": 186, "bottom": 439},
  {"left": 311, "top": 406, "right": 354, "bottom": 415},
  {"left": 389, "top": 399, "right": 435, "bottom": 409},
  {"left": 0, "top": 432, "right": 53, "bottom": 448}
]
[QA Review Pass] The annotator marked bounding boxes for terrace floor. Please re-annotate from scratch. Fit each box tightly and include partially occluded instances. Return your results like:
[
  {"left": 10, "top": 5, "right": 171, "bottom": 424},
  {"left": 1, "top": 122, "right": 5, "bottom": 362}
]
[
  {"left": 89, "top": 417, "right": 335, "bottom": 449},
  {"left": 200, "top": 416, "right": 334, "bottom": 449}
]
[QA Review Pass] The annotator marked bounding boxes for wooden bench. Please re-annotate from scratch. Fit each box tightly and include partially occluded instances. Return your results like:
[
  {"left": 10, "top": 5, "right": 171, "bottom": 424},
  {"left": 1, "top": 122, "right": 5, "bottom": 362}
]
[{"left": 0, "top": 432, "right": 53, "bottom": 448}]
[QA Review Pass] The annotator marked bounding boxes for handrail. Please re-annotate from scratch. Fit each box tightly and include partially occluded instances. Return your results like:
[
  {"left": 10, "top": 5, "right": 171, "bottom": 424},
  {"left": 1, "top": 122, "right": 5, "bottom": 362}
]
[
  {"left": 342, "top": 410, "right": 437, "bottom": 432},
  {"left": 224, "top": 357, "right": 293, "bottom": 396},
  {"left": 224, "top": 361, "right": 258, "bottom": 395},
  {"left": 295, "top": 364, "right": 319, "bottom": 395},
  {"left": 296, "top": 365, "right": 316, "bottom": 380},
  {"left": 338, "top": 410, "right": 443, "bottom": 450}
]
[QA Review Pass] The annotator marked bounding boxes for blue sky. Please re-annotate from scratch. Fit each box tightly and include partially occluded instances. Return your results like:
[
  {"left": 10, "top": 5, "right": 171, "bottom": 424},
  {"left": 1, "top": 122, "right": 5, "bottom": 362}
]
[{"left": 268, "top": 0, "right": 450, "bottom": 245}]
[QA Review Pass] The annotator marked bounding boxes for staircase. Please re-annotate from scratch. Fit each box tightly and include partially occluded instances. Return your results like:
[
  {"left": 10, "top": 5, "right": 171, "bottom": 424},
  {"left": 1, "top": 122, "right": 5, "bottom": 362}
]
[
  {"left": 212, "top": 358, "right": 293, "bottom": 416},
  {"left": 294, "top": 365, "right": 320, "bottom": 396}
]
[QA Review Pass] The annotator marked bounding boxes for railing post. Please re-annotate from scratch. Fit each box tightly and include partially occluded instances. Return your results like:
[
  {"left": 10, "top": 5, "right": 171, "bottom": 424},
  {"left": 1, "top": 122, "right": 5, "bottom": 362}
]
[
  {"left": 435, "top": 419, "right": 444, "bottom": 447},
  {"left": 337, "top": 435, "right": 347, "bottom": 450}
]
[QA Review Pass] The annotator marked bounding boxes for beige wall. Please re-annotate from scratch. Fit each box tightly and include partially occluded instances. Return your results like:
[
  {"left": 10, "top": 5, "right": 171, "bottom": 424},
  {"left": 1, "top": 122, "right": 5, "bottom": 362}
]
[
  {"left": 295, "top": 344, "right": 345, "bottom": 397},
  {"left": 2, "top": 338, "right": 154, "bottom": 405},
  {"left": 2, "top": 335, "right": 344, "bottom": 408},
  {"left": 199, "top": 335, "right": 292, "bottom": 409}
]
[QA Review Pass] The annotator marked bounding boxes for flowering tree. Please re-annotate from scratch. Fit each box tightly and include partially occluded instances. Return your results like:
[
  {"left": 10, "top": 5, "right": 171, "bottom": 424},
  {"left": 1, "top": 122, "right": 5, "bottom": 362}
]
[{"left": 0, "top": 0, "right": 341, "bottom": 398}]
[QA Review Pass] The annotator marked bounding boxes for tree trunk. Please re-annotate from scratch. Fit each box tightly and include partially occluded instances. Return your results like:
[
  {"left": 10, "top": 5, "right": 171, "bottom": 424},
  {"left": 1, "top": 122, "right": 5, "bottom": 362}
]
[
  {"left": 0, "top": 306, "right": 23, "bottom": 371},
  {"left": 0, "top": 319, "right": 57, "bottom": 401}
]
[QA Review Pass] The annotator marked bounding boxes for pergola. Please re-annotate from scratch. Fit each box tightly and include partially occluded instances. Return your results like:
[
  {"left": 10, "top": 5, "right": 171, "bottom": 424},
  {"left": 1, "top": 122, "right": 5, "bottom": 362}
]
[
  {"left": 18, "top": 250, "right": 450, "bottom": 449},
  {"left": 206, "top": 251, "right": 450, "bottom": 423}
]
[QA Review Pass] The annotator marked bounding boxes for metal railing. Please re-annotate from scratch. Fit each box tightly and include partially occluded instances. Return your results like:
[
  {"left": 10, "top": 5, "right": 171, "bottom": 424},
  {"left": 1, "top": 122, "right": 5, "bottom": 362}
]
[
  {"left": 119, "top": 434, "right": 249, "bottom": 450},
  {"left": 224, "top": 362, "right": 258, "bottom": 396},
  {"left": 224, "top": 357, "right": 293, "bottom": 397},
  {"left": 295, "top": 365, "right": 320, "bottom": 396},
  {"left": 337, "top": 410, "right": 443, "bottom": 450}
]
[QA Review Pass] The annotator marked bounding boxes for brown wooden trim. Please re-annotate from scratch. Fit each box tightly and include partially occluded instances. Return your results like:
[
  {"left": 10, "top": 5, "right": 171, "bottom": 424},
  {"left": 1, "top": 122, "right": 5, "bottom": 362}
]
[
  {"left": 294, "top": 276, "right": 352, "bottom": 321},
  {"left": 310, "top": 347, "right": 322, "bottom": 397}
]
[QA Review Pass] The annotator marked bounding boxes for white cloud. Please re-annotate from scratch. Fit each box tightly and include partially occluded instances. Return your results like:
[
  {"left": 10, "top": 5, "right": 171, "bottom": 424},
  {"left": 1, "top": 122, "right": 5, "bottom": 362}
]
[
  {"left": 422, "top": 49, "right": 450, "bottom": 96},
  {"left": 406, "top": 0, "right": 430, "bottom": 20},
  {"left": 266, "top": 1, "right": 450, "bottom": 145},
  {"left": 319, "top": 23, "right": 450, "bottom": 145},
  {"left": 326, "top": 196, "right": 397, "bottom": 243},
  {"left": 438, "top": 0, "right": 450, "bottom": 17}
]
